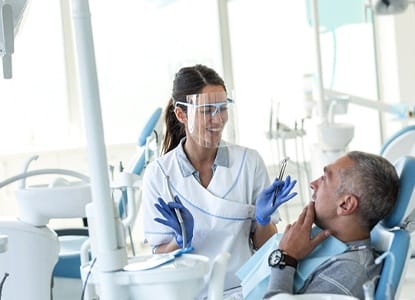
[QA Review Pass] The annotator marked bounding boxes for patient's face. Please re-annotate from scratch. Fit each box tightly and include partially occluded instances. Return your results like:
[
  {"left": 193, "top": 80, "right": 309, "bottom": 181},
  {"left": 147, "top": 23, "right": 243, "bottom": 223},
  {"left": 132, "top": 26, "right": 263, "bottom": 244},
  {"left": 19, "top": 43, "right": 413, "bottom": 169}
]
[{"left": 310, "top": 156, "right": 353, "bottom": 228}]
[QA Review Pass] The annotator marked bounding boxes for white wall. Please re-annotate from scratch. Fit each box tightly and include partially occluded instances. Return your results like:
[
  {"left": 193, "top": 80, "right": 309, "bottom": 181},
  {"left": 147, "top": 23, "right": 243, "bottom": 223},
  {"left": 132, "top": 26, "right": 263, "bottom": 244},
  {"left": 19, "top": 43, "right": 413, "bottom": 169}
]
[{"left": 376, "top": 6, "right": 415, "bottom": 139}]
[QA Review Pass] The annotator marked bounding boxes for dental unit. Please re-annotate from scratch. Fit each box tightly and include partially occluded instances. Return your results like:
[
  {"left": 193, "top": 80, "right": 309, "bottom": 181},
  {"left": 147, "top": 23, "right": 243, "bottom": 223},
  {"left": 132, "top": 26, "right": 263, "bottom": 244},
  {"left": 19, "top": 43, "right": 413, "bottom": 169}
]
[
  {"left": 0, "top": 1, "right": 228, "bottom": 299},
  {"left": 1, "top": 0, "right": 414, "bottom": 299}
]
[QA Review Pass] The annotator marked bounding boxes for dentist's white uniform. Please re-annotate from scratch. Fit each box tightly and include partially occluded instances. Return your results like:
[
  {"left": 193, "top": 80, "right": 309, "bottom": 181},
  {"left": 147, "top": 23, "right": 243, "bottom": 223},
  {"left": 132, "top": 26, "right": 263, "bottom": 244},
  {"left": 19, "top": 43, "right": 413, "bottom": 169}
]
[{"left": 141, "top": 140, "right": 273, "bottom": 294}]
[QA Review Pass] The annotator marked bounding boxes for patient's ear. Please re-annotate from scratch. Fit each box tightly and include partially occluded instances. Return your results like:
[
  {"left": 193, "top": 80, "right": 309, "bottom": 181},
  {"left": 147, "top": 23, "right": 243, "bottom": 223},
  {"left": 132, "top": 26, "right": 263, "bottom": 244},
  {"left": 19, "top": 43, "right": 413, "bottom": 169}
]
[
  {"left": 174, "top": 107, "right": 187, "bottom": 124},
  {"left": 337, "top": 194, "right": 359, "bottom": 216}
]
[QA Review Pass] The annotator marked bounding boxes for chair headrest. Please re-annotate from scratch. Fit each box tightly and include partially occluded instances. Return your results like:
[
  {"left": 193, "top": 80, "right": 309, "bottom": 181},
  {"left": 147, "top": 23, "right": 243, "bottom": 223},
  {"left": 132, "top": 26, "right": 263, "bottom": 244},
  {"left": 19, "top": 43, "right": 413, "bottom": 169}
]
[
  {"left": 137, "top": 107, "right": 162, "bottom": 147},
  {"left": 382, "top": 156, "right": 415, "bottom": 230},
  {"left": 380, "top": 125, "right": 415, "bottom": 163}
]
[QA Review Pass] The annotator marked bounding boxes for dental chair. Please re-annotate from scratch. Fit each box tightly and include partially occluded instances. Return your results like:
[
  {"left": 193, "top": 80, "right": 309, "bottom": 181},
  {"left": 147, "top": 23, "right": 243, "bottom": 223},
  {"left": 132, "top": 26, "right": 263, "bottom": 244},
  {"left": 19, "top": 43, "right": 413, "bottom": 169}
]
[
  {"left": 369, "top": 155, "right": 415, "bottom": 300},
  {"left": 380, "top": 125, "right": 415, "bottom": 163},
  {"left": 131, "top": 107, "right": 163, "bottom": 174},
  {"left": 118, "top": 107, "right": 162, "bottom": 222},
  {"left": 263, "top": 156, "right": 415, "bottom": 300},
  {"left": 380, "top": 124, "right": 415, "bottom": 258},
  {"left": 116, "top": 107, "right": 162, "bottom": 252},
  {"left": 0, "top": 169, "right": 91, "bottom": 300}
]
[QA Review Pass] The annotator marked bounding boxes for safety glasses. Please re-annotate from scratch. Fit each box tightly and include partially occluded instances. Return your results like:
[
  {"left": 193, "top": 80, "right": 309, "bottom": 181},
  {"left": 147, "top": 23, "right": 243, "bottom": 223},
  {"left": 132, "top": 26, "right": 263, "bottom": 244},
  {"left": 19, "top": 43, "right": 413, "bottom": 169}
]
[
  {"left": 174, "top": 91, "right": 235, "bottom": 148},
  {"left": 175, "top": 98, "right": 234, "bottom": 117}
]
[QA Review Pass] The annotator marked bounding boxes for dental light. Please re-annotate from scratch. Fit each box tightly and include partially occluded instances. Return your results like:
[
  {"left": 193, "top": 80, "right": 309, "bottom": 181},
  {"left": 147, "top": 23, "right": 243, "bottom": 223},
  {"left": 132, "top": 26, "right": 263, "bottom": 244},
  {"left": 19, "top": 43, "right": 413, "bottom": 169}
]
[
  {"left": 323, "top": 0, "right": 415, "bottom": 120},
  {"left": 325, "top": 89, "right": 414, "bottom": 119},
  {"left": 0, "top": 0, "right": 29, "bottom": 78}
]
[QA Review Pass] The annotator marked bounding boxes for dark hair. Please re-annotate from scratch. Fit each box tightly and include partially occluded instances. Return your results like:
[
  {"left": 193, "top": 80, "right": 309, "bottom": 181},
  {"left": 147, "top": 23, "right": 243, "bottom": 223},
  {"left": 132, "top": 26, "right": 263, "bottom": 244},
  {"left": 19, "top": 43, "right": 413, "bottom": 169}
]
[
  {"left": 336, "top": 151, "right": 400, "bottom": 230},
  {"left": 161, "top": 64, "right": 226, "bottom": 154}
]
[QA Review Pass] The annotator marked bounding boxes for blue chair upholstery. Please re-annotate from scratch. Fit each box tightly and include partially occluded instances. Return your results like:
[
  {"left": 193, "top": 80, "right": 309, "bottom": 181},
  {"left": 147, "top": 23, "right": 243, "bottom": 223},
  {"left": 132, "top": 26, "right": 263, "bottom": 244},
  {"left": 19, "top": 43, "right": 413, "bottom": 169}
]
[
  {"left": 137, "top": 107, "right": 162, "bottom": 148},
  {"left": 380, "top": 124, "right": 415, "bottom": 259},
  {"left": 380, "top": 125, "right": 415, "bottom": 164},
  {"left": 53, "top": 230, "right": 89, "bottom": 278},
  {"left": 370, "top": 156, "right": 415, "bottom": 300}
]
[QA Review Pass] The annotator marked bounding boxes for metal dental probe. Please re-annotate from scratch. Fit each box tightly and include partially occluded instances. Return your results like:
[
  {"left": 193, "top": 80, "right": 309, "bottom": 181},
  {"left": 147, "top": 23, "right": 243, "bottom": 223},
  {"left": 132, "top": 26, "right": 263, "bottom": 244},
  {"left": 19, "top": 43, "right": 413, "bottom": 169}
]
[
  {"left": 271, "top": 157, "right": 290, "bottom": 206},
  {"left": 165, "top": 176, "right": 187, "bottom": 249}
]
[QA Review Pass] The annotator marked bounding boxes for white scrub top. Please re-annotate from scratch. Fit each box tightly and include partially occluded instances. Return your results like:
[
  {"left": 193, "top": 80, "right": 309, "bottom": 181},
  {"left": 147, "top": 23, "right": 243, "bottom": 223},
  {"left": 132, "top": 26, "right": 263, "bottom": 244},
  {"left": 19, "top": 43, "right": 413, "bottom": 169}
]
[{"left": 141, "top": 141, "right": 271, "bottom": 292}]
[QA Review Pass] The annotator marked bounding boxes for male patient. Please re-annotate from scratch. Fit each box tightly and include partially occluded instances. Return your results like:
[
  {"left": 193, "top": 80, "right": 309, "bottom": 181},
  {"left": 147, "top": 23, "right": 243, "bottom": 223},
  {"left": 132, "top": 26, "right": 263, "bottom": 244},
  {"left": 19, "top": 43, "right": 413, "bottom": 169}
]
[{"left": 264, "top": 151, "right": 399, "bottom": 299}]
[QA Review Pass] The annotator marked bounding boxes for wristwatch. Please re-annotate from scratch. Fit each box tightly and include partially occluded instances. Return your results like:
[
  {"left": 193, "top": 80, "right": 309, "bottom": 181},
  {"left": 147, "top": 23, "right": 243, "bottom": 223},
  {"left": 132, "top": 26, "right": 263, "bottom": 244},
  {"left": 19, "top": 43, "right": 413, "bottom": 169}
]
[{"left": 268, "top": 249, "right": 298, "bottom": 269}]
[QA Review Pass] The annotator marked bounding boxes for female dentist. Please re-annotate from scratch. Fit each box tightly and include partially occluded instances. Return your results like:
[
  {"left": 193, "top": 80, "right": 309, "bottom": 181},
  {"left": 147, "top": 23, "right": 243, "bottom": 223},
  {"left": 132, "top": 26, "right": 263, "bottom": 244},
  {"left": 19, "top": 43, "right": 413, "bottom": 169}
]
[{"left": 140, "top": 64, "right": 297, "bottom": 297}]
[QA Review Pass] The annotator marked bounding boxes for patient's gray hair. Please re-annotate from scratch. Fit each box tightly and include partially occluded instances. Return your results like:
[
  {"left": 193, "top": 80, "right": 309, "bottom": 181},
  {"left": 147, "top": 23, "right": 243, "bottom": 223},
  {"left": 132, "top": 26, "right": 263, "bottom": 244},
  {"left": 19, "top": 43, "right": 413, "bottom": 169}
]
[{"left": 336, "top": 151, "right": 399, "bottom": 230}]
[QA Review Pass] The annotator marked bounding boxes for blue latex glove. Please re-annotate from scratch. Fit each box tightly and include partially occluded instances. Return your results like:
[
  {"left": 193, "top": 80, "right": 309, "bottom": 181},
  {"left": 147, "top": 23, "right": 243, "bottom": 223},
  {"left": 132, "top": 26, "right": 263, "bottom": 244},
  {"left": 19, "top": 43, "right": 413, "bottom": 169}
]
[
  {"left": 154, "top": 196, "right": 194, "bottom": 248},
  {"left": 255, "top": 175, "right": 297, "bottom": 225}
]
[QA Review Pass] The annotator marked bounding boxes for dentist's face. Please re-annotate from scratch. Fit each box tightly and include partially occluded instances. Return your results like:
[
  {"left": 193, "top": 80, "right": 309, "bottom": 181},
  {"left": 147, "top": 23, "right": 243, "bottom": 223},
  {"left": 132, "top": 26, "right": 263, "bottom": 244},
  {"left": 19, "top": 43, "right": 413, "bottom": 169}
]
[{"left": 186, "top": 85, "right": 228, "bottom": 148}]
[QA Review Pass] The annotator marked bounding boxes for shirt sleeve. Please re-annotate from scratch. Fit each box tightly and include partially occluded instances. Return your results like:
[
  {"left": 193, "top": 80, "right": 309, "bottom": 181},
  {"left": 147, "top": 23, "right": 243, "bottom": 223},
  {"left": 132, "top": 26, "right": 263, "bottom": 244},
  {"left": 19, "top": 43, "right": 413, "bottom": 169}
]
[
  {"left": 264, "top": 251, "right": 375, "bottom": 299},
  {"left": 300, "top": 258, "right": 371, "bottom": 299},
  {"left": 263, "top": 267, "right": 296, "bottom": 299}
]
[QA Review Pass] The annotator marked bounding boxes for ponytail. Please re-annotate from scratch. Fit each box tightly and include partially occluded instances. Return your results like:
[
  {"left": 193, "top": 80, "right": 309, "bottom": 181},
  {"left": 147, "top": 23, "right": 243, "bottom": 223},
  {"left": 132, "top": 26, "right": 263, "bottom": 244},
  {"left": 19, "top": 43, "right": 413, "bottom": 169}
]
[{"left": 161, "top": 98, "right": 185, "bottom": 154}]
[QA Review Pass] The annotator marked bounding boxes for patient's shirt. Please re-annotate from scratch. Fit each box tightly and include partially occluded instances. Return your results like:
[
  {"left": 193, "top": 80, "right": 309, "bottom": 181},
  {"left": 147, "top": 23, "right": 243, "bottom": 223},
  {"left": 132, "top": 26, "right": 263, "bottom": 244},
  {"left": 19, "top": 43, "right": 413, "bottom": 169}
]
[
  {"left": 237, "top": 227, "right": 380, "bottom": 300},
  {"left": 264, "top": 239, "right": 379, "bottom": 300}
]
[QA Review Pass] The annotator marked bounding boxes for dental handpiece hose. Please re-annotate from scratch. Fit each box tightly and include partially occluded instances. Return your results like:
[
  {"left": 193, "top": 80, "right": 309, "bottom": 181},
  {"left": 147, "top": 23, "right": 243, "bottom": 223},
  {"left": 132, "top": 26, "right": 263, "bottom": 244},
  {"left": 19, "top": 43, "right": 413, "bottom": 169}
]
[{"left": 166, "top": 176, "right": 187, "bottom": 249}]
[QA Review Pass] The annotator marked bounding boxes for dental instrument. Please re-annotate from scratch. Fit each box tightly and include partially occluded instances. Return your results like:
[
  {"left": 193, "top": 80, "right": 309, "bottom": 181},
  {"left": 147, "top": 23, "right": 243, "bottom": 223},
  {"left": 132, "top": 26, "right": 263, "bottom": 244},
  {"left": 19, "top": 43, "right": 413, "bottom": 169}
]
[
  {"left": 165, "top": 175, "right": 187, "bottom": 249},
  {"left": 272, "top": 157, "right": 289, "bottom": 206},
  {"left": 266, "top": 98, "right": 311, "bottom": 208},
  {"left": 124, "top": 247, "right": 194, "bottom": 272}
]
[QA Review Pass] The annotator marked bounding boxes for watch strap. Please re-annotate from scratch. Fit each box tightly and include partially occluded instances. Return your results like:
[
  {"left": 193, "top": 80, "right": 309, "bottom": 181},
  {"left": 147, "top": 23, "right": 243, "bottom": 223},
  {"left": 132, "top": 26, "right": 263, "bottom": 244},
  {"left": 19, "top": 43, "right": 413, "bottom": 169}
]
[
  {"left": 269, "top": 249, "right": 298, "bottom": 269},
  {"left": 282, "top": 251, "right": 298, "bottom": 269}
]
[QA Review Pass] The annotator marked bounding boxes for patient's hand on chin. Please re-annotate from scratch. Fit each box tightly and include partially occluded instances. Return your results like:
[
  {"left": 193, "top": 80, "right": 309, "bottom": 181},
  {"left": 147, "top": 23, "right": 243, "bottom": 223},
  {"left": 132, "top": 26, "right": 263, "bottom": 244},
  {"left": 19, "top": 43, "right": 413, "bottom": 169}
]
[{"left": 279, "top": 202, "right": 329, "bottom": 260}]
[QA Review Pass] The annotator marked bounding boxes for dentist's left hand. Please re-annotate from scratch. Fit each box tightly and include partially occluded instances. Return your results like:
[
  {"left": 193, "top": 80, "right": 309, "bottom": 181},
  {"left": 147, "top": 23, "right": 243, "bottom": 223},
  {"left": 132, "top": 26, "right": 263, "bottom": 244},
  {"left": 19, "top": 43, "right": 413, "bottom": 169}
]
[
  {"left": 256, "top": 175, "right": 297, "bottom": 225},
  {"left": 154, "top": 196, "right": 194, "bottom": 248}
]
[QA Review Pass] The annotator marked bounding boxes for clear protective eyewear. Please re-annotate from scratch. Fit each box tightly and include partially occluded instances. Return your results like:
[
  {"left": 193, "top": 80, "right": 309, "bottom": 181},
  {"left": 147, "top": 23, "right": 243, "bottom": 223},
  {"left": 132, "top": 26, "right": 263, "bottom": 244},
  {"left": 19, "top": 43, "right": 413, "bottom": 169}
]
[
  {"left": 175, "top": 98, "right": 234, "bottom": 117},
  {"left": 174, "top": 91, "right": 236, "bottom": 148}
]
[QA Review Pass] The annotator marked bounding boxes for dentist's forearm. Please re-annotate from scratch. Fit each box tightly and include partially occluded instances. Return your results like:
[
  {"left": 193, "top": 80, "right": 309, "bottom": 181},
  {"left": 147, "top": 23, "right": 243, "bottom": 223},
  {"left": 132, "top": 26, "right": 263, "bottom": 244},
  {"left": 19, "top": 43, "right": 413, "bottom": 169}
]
[{"left": 252, "top": 222, "right": 278, "bottom": 249}]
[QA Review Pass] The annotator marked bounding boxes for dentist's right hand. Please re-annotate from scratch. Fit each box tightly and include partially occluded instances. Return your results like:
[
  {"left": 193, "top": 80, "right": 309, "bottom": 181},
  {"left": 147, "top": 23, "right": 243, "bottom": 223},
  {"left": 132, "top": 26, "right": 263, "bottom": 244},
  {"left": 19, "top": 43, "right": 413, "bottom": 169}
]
[
  {"left": 255, "top": 175, "right": 297, "bottom": 225},
  {"left": 154, "top": 196, "right": 194, "bottom": 248}
]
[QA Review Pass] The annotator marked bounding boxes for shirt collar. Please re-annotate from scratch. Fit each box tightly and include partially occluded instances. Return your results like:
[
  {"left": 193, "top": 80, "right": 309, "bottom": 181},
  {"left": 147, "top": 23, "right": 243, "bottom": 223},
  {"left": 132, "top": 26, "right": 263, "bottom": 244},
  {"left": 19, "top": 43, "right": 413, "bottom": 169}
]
[
  {"left": 346, "top": 239, "right": 371, "bottom": 252},
  {"left": 175, "top": 138, "right": 229, "bottom": 177}
]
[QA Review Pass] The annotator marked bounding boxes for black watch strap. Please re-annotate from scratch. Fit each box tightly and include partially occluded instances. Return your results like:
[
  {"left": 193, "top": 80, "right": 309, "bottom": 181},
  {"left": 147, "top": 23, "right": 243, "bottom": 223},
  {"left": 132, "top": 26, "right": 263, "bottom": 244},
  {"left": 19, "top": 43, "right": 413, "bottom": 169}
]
[
  {"left": 268, "top": 249, "right": 298, "bottom": 269},
  {"left": 282, "top": 252, "right": 298, "bottom": 269}
]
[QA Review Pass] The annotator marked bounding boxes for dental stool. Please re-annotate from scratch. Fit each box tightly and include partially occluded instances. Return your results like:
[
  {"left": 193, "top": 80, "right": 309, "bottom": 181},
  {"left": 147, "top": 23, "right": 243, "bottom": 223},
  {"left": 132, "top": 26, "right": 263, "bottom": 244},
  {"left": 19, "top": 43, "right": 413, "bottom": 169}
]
[{"left": 369, "top": 155, "right": 415, "bottom": 300}]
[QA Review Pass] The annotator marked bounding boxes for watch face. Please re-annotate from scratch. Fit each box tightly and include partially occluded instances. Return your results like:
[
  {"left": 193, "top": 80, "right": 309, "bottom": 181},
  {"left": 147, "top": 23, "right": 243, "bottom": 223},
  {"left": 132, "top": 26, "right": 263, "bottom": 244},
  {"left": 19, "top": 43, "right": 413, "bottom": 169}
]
[{"left": 268, "top": 249, "right": 283, "bottom": 267}]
